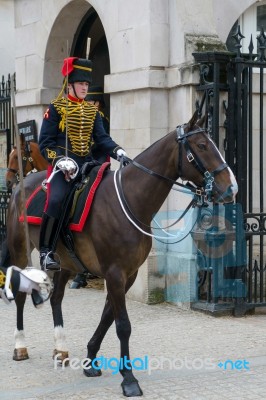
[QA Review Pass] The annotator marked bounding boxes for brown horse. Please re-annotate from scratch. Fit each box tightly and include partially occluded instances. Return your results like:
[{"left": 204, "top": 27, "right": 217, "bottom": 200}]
[
  {"left": 3, "top": 112, "right": 238, "bottom": 397},
  {"left": 6, "top": 137, "right": 48, "bottom": 190}
]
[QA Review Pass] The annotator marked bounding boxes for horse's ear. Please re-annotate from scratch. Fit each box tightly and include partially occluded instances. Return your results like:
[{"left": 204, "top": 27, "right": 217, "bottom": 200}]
[
  {"left": 196, "top": 113, "right": 207, "bottom": 128},
  {"left": 187, "top": 110, "right": 199, "bottom": 129}
]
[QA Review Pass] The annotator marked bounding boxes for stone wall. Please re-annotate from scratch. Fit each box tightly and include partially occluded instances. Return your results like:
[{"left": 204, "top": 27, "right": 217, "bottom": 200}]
[{"left": 0, "top": 0, "right": 15, "bottom": 77}]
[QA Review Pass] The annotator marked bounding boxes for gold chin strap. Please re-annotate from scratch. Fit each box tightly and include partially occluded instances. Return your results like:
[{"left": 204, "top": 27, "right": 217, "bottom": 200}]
[{"left": 73, "top": 65, "right": 92, "bottom": 72}]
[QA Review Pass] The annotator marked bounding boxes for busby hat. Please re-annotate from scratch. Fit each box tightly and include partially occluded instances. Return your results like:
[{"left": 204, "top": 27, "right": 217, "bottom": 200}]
[
  {"left": 62, "top": 57, "right": 92, "bottom": 83},
  {"left": 85, "top": 86, "right": 105, "bottom": 106}
]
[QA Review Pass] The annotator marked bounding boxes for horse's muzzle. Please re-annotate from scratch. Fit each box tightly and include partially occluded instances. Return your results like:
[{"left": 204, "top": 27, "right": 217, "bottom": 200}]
[{"left": 214, "top": 183, "right": 238, "bottom": 204}]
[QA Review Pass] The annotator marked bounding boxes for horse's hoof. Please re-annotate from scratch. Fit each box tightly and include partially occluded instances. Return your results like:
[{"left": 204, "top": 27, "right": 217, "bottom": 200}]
[
  {"left": 53, "top": 349, "right": 69, "bottom": 366},
  {"left": 121, "top": 380, "right": 143, "bottom": 397},
  {"left": 13, "top": 347, "right": 29, "bottom": 361},
  {"left": 69, "top": 280, "right": 86, "bottom": 289},
  {"left": 83, "top": 366, "right": 102, "bottom": 377}
]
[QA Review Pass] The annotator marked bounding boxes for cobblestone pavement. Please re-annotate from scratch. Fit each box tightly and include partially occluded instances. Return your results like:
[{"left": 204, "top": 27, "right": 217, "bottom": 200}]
[{"left": 1, "top": 282, "right": 266, "bottom": 400}]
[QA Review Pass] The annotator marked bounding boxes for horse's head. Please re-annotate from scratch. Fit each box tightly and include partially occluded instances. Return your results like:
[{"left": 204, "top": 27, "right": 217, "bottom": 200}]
[
  {"left": 6, "top": 141, "right": 35, "bottom": 190},
  {"left": 177, "top": 111, "right": 238, "bottom": 203},
  {"left": 6, "top": 140, "right": 48, "bottom": 190},
  {"left": 6, "top": 146, "right": 20, "bottom": 189}
]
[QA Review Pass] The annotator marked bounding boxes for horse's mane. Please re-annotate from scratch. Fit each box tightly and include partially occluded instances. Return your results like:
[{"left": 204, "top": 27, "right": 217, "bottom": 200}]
[{"left": 133, "top": 130, "right": 175, "bottom": 162}]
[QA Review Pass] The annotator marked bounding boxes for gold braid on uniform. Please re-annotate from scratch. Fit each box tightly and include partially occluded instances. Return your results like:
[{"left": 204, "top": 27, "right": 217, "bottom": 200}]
[
  {"left": 52, "top": 98, "right": 97, "bottom": 156},
  {"left": 0, "top": 270, "right": 6, "bottom": 289}
]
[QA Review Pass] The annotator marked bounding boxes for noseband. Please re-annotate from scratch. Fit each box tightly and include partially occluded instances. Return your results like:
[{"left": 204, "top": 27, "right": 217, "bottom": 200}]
[
  {"left": 176, "top": 125, "right": 228, "bottom": 199},
  {"left": 7, "top": 142, "right": 35, "bottom": 180}
]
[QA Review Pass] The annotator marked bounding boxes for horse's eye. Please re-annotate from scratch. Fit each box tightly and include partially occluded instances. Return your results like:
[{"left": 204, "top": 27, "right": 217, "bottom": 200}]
[{"left": 197, "top": 143, "right": 206, "bottom": 150}]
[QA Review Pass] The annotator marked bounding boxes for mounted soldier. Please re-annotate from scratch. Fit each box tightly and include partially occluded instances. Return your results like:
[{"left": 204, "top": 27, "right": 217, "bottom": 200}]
[{"left": 38, "top": 57, "right": 127, "bottom": 271}]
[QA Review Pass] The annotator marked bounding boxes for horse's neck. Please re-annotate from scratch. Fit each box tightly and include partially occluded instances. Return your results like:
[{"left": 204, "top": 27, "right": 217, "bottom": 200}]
[{"left": 122, "top": 131, "right": 178, "bottom": 223}]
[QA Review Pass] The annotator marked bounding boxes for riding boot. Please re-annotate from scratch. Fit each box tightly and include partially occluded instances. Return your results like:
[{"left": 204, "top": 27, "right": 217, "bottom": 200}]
[{"left": 39, "top": 213, "right": 61, "bottom": 271}]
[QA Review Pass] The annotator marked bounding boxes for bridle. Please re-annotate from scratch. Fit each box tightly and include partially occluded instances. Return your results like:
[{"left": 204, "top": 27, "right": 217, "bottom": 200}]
[
  {"left": 114, "top": 124, "right": 229, "bottom": 241},
  {"left": 176, "top": 124, "right": 228, "bottom": 200},
  {"left": 7, "top": 142, "right": 35, "bottom": 181},
  {"left": 120, "top": 124, "right": 228, "bottom": 199}
]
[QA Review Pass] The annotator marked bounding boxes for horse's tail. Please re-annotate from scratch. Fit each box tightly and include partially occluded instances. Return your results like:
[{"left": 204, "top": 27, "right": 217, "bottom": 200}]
[{"left": 0, "top": 239, "right": 11, "bottom": 267}]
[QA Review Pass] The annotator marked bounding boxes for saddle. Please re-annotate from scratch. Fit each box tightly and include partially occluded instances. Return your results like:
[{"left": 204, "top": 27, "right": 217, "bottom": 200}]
[
  {"left": 20, "top": 161, "right": 111, "bottom": 274},
  {"left": 21, "top": 161, "right": 110, "bottom": 228}
]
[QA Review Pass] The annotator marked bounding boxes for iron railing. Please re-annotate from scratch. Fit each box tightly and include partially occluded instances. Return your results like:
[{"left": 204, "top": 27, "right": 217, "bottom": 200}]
[{"left": 192, "top": 26, "right": 266, "bottom": 316}]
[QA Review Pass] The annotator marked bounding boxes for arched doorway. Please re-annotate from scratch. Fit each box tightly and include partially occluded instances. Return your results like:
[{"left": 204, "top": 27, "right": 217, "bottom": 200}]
[{"left": 44, "top": 2, "right": 110, "bottom": 116}]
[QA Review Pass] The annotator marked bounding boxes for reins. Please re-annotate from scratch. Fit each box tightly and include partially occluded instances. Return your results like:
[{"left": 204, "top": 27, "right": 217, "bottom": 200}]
[
  {"left": 117, "top": 158, "right": 200, "bottom": 231},
  {"left": 114, "top": 124, "right": 228, "bottom": 242},
  {"left": 128, "top": 158, "right": 204, "bottom": 197},
  {"left": 114, "top": 168, "right": 199, "bottom": 241}
]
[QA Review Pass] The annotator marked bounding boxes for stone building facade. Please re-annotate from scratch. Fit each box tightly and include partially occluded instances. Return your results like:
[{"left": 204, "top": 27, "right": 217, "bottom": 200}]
[{"left": 0, "top": 0, "right": 262, "bottom": 305}]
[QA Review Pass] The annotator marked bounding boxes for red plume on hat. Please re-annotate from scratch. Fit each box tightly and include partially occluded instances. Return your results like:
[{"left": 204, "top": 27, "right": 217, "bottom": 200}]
[{"left": 62, "top": 57, "right": 78, "bottom": 77}]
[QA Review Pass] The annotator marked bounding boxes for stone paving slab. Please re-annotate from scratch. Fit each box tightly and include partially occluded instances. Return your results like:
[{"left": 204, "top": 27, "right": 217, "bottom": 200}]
[{"left": 1, "top": 284, "right": 266, "bottom": 399}]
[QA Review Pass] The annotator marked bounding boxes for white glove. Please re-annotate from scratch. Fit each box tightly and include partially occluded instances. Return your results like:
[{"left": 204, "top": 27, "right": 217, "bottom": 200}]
[
  {"left": 116, "top": 148, "right": 127, "bottom": 161},
  {"left": 55, "top": 157, "right": 79, "bottom": 181}
]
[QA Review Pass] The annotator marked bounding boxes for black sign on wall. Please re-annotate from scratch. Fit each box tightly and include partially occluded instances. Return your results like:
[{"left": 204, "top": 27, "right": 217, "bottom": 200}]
[{"left": 18, "top": 120, "right": 37, "bottom": 142}]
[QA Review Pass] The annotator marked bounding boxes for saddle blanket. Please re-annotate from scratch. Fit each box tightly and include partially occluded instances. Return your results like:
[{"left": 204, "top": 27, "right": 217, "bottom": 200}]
[{"left": 19, "top": 162, "right": 110, "bottom": 232}]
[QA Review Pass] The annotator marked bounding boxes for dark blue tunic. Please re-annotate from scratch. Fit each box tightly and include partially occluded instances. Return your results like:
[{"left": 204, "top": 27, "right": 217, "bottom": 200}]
[
  {"left": 39, "top": 95, "right": 119, "bottom": 167},
  {"left": 38, "top": 95, "right": 120, "bottom": 217}
]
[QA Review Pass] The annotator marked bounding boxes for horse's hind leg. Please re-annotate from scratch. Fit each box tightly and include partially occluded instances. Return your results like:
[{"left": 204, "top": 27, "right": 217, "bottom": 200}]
[
  {"left": 13, "top": 292, "right": 29, "bottom": 361},
  {"left": 84, "top": 270, "right": 142, "bottom": 397},
  {"left": 50, "top": 269, "right": 71, "bottom": 365}
]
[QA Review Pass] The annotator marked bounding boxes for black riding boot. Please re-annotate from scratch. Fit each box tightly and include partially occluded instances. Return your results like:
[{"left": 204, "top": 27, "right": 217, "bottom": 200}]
[{"left": 39, "top": 213, "right": 61, "bottom": 271}]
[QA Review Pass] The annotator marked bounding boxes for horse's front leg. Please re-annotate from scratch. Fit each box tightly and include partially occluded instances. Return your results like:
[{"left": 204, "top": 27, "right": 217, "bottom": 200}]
[
  {"left": 106, "top": 270, "right": 143, "bottom": 397},
  {"left": 84, "top": 294, "right": 114, "bottom": 377},
  {"left": 84, "top": 271, "right": 142, "bottom": 398},
  {"left": 50, "top": 269, "right": 71, "bottom": 365},
  {"left": 84, "top": 273, "right": 138, "bottom": 369},
  {"left": 13, "top": 291, "right": 29, "bottom": 361}
]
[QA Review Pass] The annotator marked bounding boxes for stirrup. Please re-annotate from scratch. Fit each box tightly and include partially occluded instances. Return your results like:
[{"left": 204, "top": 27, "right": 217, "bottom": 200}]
[{"left": 40, "top": 251, "right": 61, "bottom": 272}]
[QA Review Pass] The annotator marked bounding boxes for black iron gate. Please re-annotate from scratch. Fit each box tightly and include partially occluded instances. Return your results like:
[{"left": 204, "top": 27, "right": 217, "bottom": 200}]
[
  {"left": 192, "top": 26, "right": 266, "bottom": 315},
  {"left": 0, "top": 74, "right": 15, "bottom": 251}
]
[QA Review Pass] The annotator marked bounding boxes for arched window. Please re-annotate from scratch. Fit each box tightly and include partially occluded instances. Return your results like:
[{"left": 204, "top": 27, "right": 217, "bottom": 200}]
[{"left": 226, "top": 1, "right": 266, "bottom": 54}]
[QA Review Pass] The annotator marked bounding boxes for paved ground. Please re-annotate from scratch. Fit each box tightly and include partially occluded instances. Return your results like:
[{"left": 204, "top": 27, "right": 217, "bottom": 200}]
[{"left": 1, "top": 280, "right": 266, "bottom": 400}]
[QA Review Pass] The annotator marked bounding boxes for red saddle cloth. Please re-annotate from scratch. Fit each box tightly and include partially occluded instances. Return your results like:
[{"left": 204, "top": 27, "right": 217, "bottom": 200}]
[{"left": 19, "top": 162, "right": 110, "bottom": 232}]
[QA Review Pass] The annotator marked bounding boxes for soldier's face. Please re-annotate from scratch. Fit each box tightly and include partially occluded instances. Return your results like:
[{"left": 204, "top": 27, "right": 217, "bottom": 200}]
[{"left": 68, "top": 82, "right": 89, "bottom": 99}]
